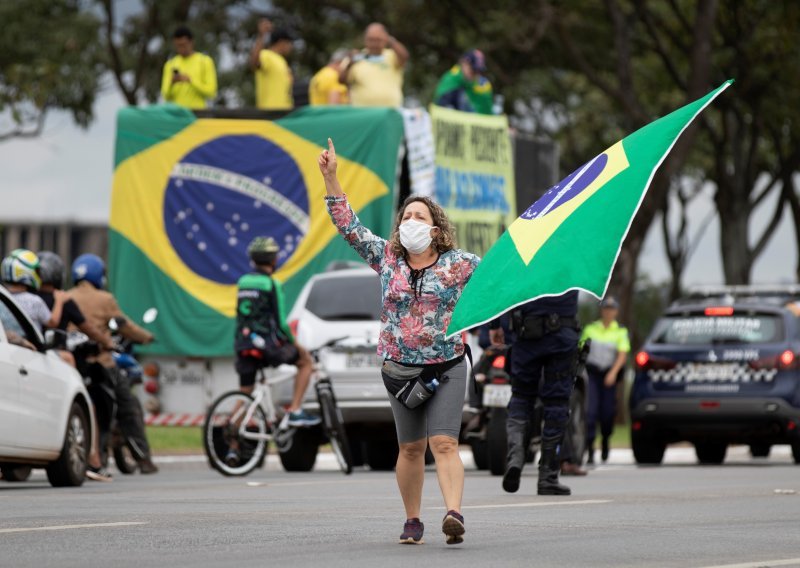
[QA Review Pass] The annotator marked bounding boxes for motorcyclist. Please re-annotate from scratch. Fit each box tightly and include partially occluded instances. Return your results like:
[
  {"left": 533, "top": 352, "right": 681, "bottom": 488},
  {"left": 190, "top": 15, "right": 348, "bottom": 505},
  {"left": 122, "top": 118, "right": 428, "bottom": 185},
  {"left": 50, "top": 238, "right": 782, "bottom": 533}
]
[
  {"left": 67, "top": 253, "right": 159, "bottom": 474},
  {"left": 37, "top": 251, "right": 116, "bottom": 481}
]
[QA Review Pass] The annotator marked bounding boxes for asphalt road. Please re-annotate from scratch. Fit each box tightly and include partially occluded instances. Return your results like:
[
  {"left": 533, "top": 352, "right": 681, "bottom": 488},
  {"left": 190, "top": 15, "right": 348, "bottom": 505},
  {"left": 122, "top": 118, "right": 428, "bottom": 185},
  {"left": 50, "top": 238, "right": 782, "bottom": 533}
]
[{"left": 2, "top": 446, "right": 799, "bottom": 568}]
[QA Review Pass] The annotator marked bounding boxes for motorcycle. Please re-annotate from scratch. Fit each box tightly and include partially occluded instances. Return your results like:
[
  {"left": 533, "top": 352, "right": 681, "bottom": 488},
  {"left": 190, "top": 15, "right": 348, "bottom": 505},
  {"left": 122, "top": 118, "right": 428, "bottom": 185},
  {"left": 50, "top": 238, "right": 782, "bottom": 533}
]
[{"left": 466, "top": 340, "right": 590, "bottom": 475}]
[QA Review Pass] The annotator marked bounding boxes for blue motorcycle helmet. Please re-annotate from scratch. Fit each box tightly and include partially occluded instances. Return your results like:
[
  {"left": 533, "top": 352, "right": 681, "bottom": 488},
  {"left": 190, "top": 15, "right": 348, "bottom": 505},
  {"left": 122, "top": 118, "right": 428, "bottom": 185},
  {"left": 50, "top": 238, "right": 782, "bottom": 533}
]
[{"left": 71, "top": 253, "right": 107, "bottom": 290}]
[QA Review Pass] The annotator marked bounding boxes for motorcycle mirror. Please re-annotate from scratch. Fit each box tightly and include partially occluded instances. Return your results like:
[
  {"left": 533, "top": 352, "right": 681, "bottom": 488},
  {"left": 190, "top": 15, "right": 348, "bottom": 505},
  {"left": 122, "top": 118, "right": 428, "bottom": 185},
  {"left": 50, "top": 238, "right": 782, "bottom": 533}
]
[{"left": 142, "top": 308, "right": 158, "bottom": 324}]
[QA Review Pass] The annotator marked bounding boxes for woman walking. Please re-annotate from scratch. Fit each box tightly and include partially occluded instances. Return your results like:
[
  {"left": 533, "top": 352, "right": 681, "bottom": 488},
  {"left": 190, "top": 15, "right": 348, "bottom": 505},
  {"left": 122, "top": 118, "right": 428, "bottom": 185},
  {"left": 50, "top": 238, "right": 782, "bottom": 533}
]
[{"left": 319, "top": 139, "right": 479, "bottom": 545}]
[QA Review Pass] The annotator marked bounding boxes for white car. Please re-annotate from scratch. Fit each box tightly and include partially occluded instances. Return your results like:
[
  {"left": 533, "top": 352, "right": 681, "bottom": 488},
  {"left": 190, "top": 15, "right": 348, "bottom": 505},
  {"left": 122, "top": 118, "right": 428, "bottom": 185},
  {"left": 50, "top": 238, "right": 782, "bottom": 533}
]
[
  {"left": 0, "top": 286, "right": 96, "bottom": 486},
  {"left": 284, "top": 265, "right": 400, "bottom": 469}
]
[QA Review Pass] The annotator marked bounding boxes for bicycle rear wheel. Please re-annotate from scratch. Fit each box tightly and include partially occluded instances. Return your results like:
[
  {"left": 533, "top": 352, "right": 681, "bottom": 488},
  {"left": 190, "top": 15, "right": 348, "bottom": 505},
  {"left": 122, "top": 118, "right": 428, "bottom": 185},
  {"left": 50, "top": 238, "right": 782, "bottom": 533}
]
[
  {"left": 203, "top": 391, "right": 269, "bottom": 476},
  {"left": 318, "top": 387, "right": 353, "bottom": 475}
]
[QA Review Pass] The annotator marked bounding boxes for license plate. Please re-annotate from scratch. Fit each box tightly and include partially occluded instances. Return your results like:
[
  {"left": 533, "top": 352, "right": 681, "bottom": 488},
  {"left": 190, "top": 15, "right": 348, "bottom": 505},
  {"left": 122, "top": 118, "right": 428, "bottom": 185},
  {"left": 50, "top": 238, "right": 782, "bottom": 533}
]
[
  {"left": 685, "top": 363, "right": 738, "bottom": 382},
  {"left": 346, "top": 352, "right": 380, "bottom": 368},
  {"left": 483, "top": 384, "right": 511, "bottom": 408}
]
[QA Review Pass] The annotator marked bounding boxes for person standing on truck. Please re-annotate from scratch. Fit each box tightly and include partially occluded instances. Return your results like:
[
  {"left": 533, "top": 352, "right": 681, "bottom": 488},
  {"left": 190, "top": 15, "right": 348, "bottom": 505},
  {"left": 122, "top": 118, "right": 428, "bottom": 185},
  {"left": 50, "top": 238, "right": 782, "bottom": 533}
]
[
  {"left": 499, "top": 292, "right": 581, "bottom": 496},
  {"left": 249, "top": 18, "right": 294, "bottom": 111},
  {"left": 339, "top": 23, "right": 408, "bottom": 107},
  {"left": 68, "top": 254, "right": 159, "bottom": 474},
  {"left": 580, "top": 296, "right": 630, "bottom": 464},
  {"left": 160, "top": 26, "right": 218, "bottom": 109},
  {"left": 309, "top": 48, "right": 350, "bottom": 106},
  {"left": 233, "top": 237, "right": 319, "bottom": 427},
  {"left": 434, "top": 49, "right": 494, "bottom": 115},
  {"left": 320, "top": 138, "right": 479, "bottom": 546}
]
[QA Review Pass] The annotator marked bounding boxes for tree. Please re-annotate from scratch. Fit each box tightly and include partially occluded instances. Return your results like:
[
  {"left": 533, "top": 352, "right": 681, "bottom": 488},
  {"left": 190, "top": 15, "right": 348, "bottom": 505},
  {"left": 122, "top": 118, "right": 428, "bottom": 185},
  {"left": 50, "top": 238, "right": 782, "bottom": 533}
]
[
  {"left": 0, "top": 0, "right": 104, "bottom": 141},
  {"left": 97, "top": 0, "right": 255, "bottom": 106}
]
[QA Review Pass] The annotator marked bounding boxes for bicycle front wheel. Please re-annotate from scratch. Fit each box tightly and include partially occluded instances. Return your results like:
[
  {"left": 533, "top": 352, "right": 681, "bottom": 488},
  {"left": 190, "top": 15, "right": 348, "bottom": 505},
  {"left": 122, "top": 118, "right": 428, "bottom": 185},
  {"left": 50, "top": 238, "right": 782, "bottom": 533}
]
[
  {"left": 318, "top": 388, "right": 353, "bottom": 475},
  {"left": 203, "top": 391, "right": 269, "bottom": 476}
]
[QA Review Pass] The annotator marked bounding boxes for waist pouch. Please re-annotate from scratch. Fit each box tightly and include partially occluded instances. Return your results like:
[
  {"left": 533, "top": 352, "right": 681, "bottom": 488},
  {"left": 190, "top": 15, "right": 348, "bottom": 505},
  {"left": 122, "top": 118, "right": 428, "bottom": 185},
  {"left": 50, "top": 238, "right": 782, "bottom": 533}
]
[{"left": 381, "top": 355, "right": 464, "bottom": 410}]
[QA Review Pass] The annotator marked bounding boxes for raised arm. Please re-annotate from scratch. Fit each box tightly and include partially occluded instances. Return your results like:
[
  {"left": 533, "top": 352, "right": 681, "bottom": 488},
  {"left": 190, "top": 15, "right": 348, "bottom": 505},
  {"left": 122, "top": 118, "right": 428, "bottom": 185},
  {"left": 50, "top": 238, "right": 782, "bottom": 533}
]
[
  {"left": 249, "top": 18, "right": 272, "bottom": 70},
  {"left": 388, "top": 35, "right": 409, "bottom": 68},
  {"left": 319, "top": 138, "right": 387, "bottom": 270}
]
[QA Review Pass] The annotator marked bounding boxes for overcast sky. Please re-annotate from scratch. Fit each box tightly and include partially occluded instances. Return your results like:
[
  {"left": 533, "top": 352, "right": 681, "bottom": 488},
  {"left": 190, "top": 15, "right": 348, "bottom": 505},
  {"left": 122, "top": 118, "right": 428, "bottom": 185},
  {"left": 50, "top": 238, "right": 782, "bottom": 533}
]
[{"left": 0, "top": 87, "right": 796, "bottom": 286}]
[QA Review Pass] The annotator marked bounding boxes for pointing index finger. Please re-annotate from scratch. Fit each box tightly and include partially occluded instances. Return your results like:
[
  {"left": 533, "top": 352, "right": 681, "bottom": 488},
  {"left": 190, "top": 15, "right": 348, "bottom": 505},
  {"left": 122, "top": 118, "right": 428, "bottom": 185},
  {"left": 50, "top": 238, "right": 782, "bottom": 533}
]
[{"left": 327, "top": 137, "right": 336, "bottom": 157}]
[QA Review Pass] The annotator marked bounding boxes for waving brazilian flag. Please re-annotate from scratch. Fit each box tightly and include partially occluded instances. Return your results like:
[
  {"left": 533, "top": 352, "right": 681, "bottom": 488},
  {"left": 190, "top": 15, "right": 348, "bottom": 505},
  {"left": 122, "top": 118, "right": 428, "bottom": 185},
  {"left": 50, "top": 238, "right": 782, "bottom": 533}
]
[
  {"left": 110, "top": 105, "right": 403, "bottom": 356},
  {"left": 448, "top": 80, "right": 733, "bottom": 336}
]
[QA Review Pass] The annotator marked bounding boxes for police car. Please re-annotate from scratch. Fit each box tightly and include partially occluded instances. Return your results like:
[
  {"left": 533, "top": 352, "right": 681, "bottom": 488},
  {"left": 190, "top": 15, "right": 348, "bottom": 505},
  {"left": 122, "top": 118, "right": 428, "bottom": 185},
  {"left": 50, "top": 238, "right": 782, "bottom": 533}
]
[{"left": 629, "top": 285, "right": 800, "bottom": 465}]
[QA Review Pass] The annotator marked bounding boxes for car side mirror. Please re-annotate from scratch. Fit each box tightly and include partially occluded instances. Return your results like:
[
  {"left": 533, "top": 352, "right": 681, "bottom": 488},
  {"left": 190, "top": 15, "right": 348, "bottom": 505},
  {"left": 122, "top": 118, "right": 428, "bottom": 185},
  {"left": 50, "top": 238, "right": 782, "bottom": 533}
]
[{"left": 44, "top": 329, "right": 67, "bottom": 351}]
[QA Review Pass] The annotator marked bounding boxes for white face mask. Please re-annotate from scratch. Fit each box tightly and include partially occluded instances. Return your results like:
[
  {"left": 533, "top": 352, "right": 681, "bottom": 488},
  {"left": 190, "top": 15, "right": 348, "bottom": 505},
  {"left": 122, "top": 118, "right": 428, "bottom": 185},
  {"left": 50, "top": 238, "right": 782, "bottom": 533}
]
[{"left": 399, "top": 218, "right": 435, "bottom": 254}]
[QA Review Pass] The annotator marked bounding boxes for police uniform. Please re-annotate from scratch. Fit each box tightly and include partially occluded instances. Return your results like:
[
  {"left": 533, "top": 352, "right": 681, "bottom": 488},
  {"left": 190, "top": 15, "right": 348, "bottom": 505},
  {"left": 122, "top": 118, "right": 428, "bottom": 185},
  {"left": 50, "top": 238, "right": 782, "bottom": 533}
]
[
  {"left": 580, "top": 316, "right": 630, "bottom": 462},
  {"left": 501, "top": 291, "right": 580, "bottom": 495}
]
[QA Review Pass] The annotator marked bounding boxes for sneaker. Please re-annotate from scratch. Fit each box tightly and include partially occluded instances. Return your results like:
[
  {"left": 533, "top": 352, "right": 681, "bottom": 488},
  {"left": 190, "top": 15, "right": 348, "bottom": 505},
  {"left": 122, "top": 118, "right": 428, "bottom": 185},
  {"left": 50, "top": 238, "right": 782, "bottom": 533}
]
[
  {"left": 86, "top": 466, "right": 113, "bottom": 482},
  {"left": 442, "top": 510, "right": 465, "bottom": 545},
  {"left": 224, "top": 449, "right": 240, "bottom": 467},
  {"left": 138, "top": 457, "right": 159, "bottom": 474},
  {"left": 287, "top": 409, "right": 322, "bottom": 427},
  {"left": 399, "top": 518, "right": 424, "bottom": 544}
]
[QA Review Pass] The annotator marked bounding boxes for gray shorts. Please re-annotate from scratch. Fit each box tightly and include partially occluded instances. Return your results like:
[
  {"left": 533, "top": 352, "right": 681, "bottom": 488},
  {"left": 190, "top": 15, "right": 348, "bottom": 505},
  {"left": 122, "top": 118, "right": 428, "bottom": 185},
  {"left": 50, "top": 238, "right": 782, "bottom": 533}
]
[{"left": 387, "top": 359, "right": 468, "bottom": 444}]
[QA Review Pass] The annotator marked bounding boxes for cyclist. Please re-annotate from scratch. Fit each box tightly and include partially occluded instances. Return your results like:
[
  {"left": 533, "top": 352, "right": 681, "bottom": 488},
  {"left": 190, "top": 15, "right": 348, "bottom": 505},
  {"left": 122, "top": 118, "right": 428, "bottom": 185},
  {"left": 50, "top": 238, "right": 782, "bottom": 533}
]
[
  {"left": 68, "top": 253, "right": 159, "bottom": 474},
  {"left": 233, "top": 237, "right": 320, "bottom": 428}
]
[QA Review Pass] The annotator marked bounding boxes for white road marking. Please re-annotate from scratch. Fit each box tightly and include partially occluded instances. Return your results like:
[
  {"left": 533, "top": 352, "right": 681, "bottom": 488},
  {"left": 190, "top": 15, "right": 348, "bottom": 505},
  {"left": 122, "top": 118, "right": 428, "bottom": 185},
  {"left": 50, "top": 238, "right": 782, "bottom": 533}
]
[
  {"left": 0, "top": 521, "right": 147, "bottom": 535},
  {"left": 697, "top": 558, "right": 800, "bottom": 568},
  {"left": 430, "top": 499, "right": 611, "bottom": 510}
]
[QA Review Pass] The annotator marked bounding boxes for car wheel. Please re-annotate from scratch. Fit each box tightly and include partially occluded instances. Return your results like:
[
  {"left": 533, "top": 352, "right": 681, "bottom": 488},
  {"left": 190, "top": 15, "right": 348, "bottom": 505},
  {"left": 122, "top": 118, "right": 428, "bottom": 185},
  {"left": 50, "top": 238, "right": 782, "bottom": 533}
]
[
  {"left": 46, "top": 402, "right": 89, "bottom": 487},
  {"left": 695, "top": 442, "right": 727, "bottom": 465},
  {"left": 631, "top": 426, "right": 666, "bottom": 465},
  {"left": 749, "top": 443, "right": 771, "bottom": 458},
  {"left": 469, "top": 438, "right": 489, "bottom": 470},
  {"left": 0, "top": 465, "right": 32, "bottom": 482},
  {"left": 279, "top": 427, "right": 320, "bottom": 472},
  {"left": 366, "top": 439, "right": 398, "bottom": 471},
  {"left": 487, "top": 408, "right": 508, "bottom": 476}
]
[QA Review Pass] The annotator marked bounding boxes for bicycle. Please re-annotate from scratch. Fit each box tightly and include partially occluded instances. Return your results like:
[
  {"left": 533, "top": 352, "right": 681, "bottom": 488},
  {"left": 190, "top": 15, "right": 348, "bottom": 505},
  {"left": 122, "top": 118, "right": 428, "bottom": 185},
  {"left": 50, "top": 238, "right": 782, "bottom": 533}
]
[{"left": 203, "top": 338, "right": 354, "bottom": 476}]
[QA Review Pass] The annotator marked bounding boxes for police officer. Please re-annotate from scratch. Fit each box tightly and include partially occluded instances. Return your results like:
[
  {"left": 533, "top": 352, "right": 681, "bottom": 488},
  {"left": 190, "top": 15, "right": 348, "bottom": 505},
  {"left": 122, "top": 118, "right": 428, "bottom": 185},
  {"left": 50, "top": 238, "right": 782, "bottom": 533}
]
[
  {"left": 499, "top": 291, "right": 580, "bottom": 495},
  {"left": 580, "top": 296, "right": 630, "bottom": 464}
]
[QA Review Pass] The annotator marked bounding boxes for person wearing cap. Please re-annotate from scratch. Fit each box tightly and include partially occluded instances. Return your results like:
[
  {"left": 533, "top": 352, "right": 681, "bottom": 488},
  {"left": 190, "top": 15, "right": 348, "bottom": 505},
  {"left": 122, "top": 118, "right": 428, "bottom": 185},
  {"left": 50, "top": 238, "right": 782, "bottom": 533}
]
[
  {"left": 580, "top": 296, "right": 630, "bottom": 464},
  {"left": 339, "top": 23, "right": 408, "bottom": 107},
  {"left": 309, "top": 48, "right": 350, "bottom": 106},
  {"left": 233, "top": 236, "right": 319, "bottom": 433},
  {"left": 249, "top": 18, "right": 294, "bottom": 110},
  {"left": 160, "top": 25, "right": 218, "bottom": 109},
  {"left": 433, "top": 49, "right": 494, "bottom": 115}
]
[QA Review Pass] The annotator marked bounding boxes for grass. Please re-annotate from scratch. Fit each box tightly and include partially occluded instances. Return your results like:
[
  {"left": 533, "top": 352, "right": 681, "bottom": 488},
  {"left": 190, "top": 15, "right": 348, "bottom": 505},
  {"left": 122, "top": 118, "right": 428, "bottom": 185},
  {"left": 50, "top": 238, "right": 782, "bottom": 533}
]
[
  {"left": 145, "top": 422, "right": 633, "bottom": 457},
  {"left": 146, "top": 426, "right": 203, "bottom": 455}
]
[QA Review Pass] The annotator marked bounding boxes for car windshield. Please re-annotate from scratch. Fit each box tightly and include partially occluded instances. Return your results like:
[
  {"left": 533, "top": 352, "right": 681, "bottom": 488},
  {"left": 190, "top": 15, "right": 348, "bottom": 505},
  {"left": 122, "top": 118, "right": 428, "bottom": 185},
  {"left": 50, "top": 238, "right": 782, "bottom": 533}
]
[
  {"left": 650, "top": 313, "right": 784, "bottom": 345},
  {"left": 306, "top": 274, "right": 381, "bottom": 321}
]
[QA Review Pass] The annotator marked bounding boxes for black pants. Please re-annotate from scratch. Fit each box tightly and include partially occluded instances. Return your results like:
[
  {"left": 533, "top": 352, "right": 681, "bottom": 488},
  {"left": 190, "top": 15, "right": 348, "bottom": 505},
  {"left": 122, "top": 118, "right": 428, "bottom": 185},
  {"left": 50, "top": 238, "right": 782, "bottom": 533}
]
[{"left": 109, "top": 366, "right": 151, "bottom": 461}]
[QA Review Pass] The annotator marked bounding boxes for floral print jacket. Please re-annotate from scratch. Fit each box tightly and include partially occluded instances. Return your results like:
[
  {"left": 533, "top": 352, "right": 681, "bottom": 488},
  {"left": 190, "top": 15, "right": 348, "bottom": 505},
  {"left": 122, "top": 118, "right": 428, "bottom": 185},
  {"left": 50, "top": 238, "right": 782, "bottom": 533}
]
[{"left": 326, "top": 194, "right": 480, "bottom": 365}]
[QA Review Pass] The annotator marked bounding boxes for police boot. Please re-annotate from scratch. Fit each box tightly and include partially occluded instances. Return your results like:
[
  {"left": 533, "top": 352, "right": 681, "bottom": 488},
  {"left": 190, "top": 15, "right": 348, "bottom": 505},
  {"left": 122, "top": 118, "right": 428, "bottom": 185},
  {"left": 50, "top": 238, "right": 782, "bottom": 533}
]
[
  {"left": 537, "top": 436, "right": 571, "bottom": 496},
  {"left": 502, "top": 418, "right": 527, "bottom": 493}
]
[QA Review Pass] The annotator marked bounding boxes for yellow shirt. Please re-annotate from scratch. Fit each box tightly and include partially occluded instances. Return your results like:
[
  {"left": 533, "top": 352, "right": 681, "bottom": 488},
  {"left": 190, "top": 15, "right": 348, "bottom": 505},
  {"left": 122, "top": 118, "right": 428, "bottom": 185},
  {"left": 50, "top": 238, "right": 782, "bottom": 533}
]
[
  {"left": 255, "top": 50, "right": 293, "bottom": 110},
  {"left": 161, "top": 52, "right": 217, "bottom": 109},
  {"left": 347, "top": 49, "right": 403, "bottom": 107},
  {"left": 308, "top": 66, "right": 348, "bottom": 105}
]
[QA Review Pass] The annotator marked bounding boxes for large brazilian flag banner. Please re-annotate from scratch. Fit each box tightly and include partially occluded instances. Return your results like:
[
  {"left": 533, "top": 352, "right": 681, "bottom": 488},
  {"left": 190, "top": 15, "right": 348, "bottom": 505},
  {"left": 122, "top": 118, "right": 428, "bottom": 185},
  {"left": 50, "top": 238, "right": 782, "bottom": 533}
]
[
  {"left": 110, "top": 105, "right": 403, "bottom": 356},
  {"left": 448, "top": 80, "right": 733, "bottom": 336}
]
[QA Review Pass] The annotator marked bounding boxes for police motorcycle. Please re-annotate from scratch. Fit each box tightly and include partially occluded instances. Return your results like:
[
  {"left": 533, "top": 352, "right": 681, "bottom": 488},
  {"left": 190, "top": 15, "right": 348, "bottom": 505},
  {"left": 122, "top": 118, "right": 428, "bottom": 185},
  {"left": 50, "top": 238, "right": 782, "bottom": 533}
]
[{"left": 467, "top": 337, "right": 591, "bottom": 476}]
